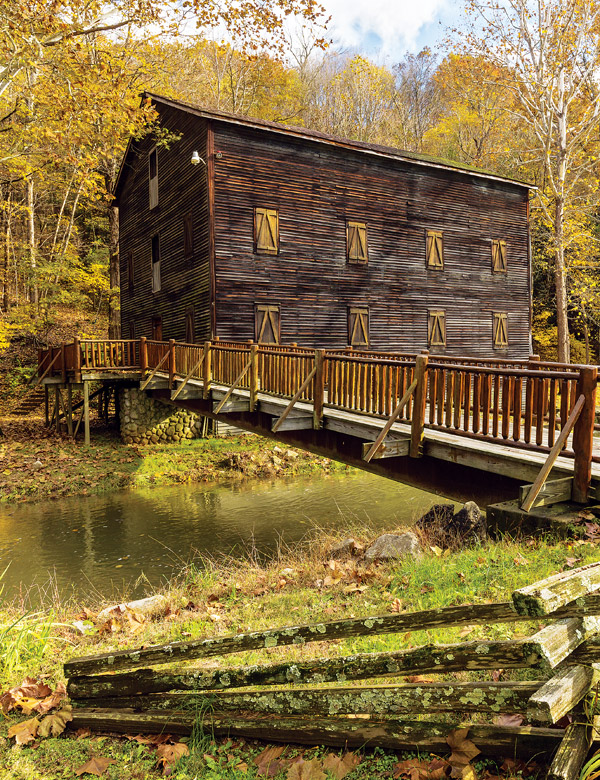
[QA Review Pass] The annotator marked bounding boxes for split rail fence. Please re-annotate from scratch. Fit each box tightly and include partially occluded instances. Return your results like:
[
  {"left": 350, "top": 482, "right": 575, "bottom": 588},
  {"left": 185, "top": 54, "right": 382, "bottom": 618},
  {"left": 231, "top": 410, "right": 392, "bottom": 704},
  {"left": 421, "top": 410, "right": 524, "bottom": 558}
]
[
  {"left": 65, "top": 562, "right": 600, "bottom": 780},
  {"left": 37, "top": 338, "right": 598, "bottom": 503}
]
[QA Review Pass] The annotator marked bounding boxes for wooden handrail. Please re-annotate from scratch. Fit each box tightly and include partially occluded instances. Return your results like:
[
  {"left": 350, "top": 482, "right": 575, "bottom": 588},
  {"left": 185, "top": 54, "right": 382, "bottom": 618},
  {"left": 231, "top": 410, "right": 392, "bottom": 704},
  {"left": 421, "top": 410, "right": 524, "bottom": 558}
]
[
  {"left": 213, "top": 359, "right": 252, "bottom": 414},
  {"left": 272, "top": 366, "right": 317, "bottom": 433},
  {"left": 521, "top": 395, "right": 585, "bottom": 512},
  {"left": 140, "top": 350, "right": 171, "bottom": 391},
  {"left": 363, "top": 378, "right": 417, "bottom": 462}
]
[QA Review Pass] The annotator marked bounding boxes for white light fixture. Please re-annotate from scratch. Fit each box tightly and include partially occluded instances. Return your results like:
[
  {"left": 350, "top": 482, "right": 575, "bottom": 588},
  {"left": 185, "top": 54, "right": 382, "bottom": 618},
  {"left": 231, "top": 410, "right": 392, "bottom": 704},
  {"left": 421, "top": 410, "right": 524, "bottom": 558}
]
[{"left": 191, "top": 151, "right": 205, "bottom": 166}]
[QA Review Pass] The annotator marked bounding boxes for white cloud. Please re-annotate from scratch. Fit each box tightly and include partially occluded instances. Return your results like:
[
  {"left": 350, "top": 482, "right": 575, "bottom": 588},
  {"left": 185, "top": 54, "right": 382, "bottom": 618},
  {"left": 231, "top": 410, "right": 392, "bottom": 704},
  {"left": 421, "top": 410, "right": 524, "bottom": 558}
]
[{"left": 320, "top": 0, "right": 456, "bottom": 62}]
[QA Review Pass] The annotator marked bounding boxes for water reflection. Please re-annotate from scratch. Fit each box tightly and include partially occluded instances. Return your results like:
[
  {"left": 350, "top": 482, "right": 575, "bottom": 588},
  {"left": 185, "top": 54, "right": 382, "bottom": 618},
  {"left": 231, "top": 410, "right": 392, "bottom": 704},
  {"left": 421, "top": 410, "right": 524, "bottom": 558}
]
[{"left": 0, "top": 472, "right": 439, "bottom": 602}]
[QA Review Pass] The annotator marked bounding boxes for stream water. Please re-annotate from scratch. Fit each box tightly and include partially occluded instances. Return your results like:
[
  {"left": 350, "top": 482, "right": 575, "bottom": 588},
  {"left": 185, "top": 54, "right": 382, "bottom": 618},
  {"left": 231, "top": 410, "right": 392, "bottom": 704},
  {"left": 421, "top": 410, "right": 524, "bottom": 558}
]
[{"left": 0, "top": 471, "right": 440, "bottom": 602}]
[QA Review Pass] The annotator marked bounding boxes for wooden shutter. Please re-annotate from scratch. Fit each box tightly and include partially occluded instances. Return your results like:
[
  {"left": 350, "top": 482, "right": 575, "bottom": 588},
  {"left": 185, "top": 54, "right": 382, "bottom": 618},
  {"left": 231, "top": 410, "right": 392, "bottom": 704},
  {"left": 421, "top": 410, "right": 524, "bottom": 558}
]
[
  {"left": 255, "top": 304, "right": 280, "bottom": 344},
  {"left": 347, "top": 222, "right": 368, "bottom": 263},
  {"left": 492, "top": 240, "right": 507, "bottom": 272},
  {"left": 255, "top": 208, "right": 279, "bottom": 253},
  {"left": 183, "top": 212, "right": 194, "bottom": 261},
  {"left": 149, "top": 148, "right": 158, "bottom": 209},
  {"left": 426, "top": 230, "right": 444, "bottom": 268},
  {"left": 127, "top": 251, "right": 134, "bottom": 293},
  {"left": 428, "top": 311, "right": 446, "bottom": 347},
  {"left": 348, "top": 307, "right": 369, "bottom": 347},
  {"left": 185, "top": 309, "right": 195, "bottom": 343},
  {"left": 493, "top": 312, "right": 508, "bottom": 347},
  {"left": 151, "top": 234, "right": 161, "bottom": 293},
  {"left": 151, "top": 316, "right": 162, "bottom": 341}
]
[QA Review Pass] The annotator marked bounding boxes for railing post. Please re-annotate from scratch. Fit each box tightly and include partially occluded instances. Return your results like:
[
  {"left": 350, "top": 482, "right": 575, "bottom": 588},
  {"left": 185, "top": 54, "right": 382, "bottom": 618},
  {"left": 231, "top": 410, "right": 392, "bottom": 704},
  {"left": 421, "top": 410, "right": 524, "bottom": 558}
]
[
  {"left": 410, "top": 350, "right": 429, "bottom": 458},
  {"left": 139, "top": 337, "right": 147, "bottom": 374},
  {"left": 249, "top": 343, "right": 259, "bottom": 411},
  {"left": 61, "top": 342, "right": 67, "bottom": 383},
  {"left": 168, "top": 339, "right": 176, "bottom": 389},
  {"left": 74, "top": 336, "right": 82, "bottom": 383},
  {"left": 572, "top": 365, "right": 597, "bottom": 503},
  {"left": 313, "top": 349, "right": 325, "bottom": 429},
  {"left": 203, "top": 341, "right": 212, "bottom": 399}
]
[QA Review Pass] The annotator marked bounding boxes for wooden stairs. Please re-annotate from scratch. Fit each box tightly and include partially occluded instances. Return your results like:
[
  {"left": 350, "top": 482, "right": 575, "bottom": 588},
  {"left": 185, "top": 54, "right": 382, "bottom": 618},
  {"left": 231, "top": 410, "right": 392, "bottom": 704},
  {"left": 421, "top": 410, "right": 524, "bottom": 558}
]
[{"left": 10, "top": 387, "right": 46, "bottom": 416}]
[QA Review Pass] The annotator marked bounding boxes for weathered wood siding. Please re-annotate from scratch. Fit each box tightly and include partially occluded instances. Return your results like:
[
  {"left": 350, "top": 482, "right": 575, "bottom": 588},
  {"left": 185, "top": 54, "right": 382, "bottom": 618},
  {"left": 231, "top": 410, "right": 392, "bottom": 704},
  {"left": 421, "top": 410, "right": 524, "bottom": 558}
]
[
  {"left": 117, "top": 107, "right": 211, "bottom": 343},
  {"left": 211, "top": 122, "right": 531, "bottom": 357}
]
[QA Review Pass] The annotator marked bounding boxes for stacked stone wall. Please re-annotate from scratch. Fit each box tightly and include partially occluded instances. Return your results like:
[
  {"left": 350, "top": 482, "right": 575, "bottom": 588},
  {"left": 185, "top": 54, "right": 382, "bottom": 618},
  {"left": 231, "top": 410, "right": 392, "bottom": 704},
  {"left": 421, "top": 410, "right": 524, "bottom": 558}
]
[{"left": 119, "top": 388, "right": 204, "bottom": 444}]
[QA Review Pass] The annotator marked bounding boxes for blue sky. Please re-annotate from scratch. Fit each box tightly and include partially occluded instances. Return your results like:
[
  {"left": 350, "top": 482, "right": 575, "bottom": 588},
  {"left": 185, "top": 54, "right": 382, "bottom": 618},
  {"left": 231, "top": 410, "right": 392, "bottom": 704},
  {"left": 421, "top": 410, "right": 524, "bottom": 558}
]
[{"left": 321, "top": 0, "right": 463, "bottom": 64}]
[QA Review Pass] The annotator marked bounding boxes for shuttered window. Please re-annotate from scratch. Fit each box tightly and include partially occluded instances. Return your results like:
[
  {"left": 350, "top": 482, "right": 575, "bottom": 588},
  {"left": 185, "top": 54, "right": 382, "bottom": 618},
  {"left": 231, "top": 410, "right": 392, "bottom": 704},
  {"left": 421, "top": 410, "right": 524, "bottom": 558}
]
[
  {"left": 428, "top": 311, "right": 446, "bottom": 347},
  {"left": 183, "top": 212, "right": 194, "bottom": 261},
  {"left": 426, "top": 230, "right": 444, "bottom": 269},
  {"left": 348, "top": 307, "right": 369, "bottom": 347},
  {"left": 347, "top": 222, "right": 368, "bottom": 263},
  {"left": 493, "top": 312, "right": 508, "bottom": 347},
  {"left": 185, "top": 308, "right": 195, "bottom": 343},
  {"left": 492, "top": 239, "right": 507, "bottom": 272},
  {"left": 127, "top": 251, "right": 134, "bottom": 293},
  {"left": 255, "top": 208, "right": 279, "bottom": 253},
  {"left": 149, "top": 148, "right": 158, "bottom": 209},
  {"left": 151, "top": 234, "right": 161, "bottom": 293},
  {"left": 255, "top": 304, "right": 280, "bottom": 344}
]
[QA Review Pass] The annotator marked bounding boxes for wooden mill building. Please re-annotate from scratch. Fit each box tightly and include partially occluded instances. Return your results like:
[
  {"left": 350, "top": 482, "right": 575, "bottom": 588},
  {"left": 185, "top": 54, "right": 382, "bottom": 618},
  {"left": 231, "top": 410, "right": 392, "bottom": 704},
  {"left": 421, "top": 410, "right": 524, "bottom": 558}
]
[{"left": 115, "top": 93, "right": 534, "bottom": 357}]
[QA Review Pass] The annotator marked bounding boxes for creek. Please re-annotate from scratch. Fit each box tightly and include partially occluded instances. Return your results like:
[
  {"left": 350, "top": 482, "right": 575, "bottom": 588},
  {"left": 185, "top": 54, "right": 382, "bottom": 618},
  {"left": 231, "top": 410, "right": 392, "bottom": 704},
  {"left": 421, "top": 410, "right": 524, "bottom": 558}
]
[{"left": 0, "top": 471, "right": 439, "bottom": 602}]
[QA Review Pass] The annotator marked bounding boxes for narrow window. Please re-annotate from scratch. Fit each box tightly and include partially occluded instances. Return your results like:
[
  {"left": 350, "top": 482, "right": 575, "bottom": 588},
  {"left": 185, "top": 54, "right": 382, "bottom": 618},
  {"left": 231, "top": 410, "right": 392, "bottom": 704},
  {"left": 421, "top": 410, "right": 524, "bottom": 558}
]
[
  {"left": 347, "top": 221, "right": 368, "bottom": 263},
  {"left": 185, "top": 308, "right": 195, "bottom": 343},
  {"left": 348, "top": 306, "right": 369, "bottom": 347},
  {"left": 428, "top": 310, "right": 446, "bottom": 347},
  {"left": 151, "top": 234, "right": 161, "bottom": 293},
  {"left": 426, "top": 230, "right": 444, "bottom": 269},
  {"left": 493, "top": 312, "right": 508, "bottom": 347},
  {"left": 255, "top": 208, "right": 279, "bottom": 253},
  {"left": 127, "top": 251, "right": 134, "bottom": 293},
  {"left": 255, "top": 304, "right": 280, "bottom": 344},
  {"left": 492, "top": 239, "right": 507, "bottom": 272},
  {"left": 183, "top": 212, "right": 194, "bottom": 261},
  {"left": 149, "top": 148, "right": 158, "bottom": 209},
  {"left": 151, "top": 315, "right": 162, "bottom": 341}
]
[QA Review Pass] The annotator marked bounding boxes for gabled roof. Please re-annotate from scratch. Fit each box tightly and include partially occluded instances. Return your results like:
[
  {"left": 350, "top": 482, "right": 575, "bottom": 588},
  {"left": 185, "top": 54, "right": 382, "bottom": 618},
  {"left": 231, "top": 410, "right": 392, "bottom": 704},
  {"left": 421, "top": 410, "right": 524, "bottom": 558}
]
[{"left": 114, "top": 92, "right": 535, "bottom": 197}]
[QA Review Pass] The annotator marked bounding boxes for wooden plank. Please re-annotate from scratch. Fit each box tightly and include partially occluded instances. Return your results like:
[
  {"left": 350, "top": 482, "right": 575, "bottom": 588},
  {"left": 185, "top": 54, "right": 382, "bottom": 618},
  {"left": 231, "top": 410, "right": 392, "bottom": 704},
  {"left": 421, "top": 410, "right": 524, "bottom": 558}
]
[
  {"left": 69, "top": 709, "right": 565, "bottom": 758},
  {"left": 527, "top": 665, "right": 597, "bottom": 724},
  {"left": 212, "top": 399, "right": 250, "bottom": 413},
  {"left": 573, "top": 367, "right": 598, "bottom": 503},
  {"left": 272, "top": 366, "right": 317, "bottom": 433},
  {"left": 272, "top": 416, "right": 313, "bottom": 431},
  {"left": 525, "top": 617, "right": 600, "bottom": 669},
  {"left": 77, "top": 681, "right": 539, "bottom": 718},
  {"left": 513, "top": 562, "right": 600, "bottom": 616},
  {"left": 363, "top": 378, "right": 417, "bottom": 462},
  {"left": 547, "top": 715, "right": 593, "bottom": 780},
  {"left": 518, "top": 477, "right": 573, "bottom": 509},
  {"left": 362, "top": 439, "right": 410, "bottom": 459}
]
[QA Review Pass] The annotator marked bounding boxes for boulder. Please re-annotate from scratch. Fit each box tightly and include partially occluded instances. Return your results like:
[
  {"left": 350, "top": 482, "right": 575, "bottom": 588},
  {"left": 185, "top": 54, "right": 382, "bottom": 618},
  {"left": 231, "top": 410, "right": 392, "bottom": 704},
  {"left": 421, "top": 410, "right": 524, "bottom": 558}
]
[
  {"left": 364, "top": 532, "right": 422, "bottom": 563},
  {"left": 416, "top": 501, "right": 486, "bottom": 549},
  {"left": 329, "top": 538, "right": 360, "bottom": 560},
  {"left": 452, "top": 501, "right": 487, "bottom": 544},
  {"left": 416, "top": 504, "right": 455, "bottom": 531}
]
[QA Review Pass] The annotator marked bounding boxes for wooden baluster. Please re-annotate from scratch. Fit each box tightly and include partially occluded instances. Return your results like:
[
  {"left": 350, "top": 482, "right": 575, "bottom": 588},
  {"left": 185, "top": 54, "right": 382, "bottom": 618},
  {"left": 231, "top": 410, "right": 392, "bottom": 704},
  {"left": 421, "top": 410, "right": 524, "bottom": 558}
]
[
  {"left": 249, "top": 344, "right": 258, "bottom": 411},
  {"left": 492, "top": 375, "right": 500, "bottom": 438},
  {"left": 464, "top": 371, "right": 472, "bottom": 432},
  {"left": 547, "top": 378, "right": 557, "bottom": 447},
  {"left": 74, "top": 337, "right": 82, "bottom": 383},
  {"left": 536, "top": 378, "right": 545, "bottom": 446},
  {"left": 524, "top": 377, "right": 533, "bottom": 444},
  {"left": 364, "top": 363, "right": 370, "bottom": 413},
  {"left": 501, "top": 376, "right": 511, "bottom": 439},
  {"left": 444, "top": 371, "right": 454, "bottom": 428},
  {"left": 407, "top": 367, "right": 414, "bottom": 419},
  {"left": 168, "top": 340, "right": 176, "bottom": 389},
  {"left": 569, "top": 380, "right": 578, "bottom": 414},
  {"left": 313, "top": 350, "right": 325, "bottom": 429},
  {"left": 436, "top": 369, "right": 445, "bottom": 425},
  {"left": 472, "top": 372, "right": 481, "bottom": 433},
  {"left": 377, "top": 363, "right": 384, "bottom": 415},
  {"left": 513, "top": 377, "right": 522, "bottom": 442},
  {"left": 203, "top": 341, "right": 212, "bottom": 399},
  {"left": 573, "top": 366, "right": 598, "bottom": 502},
  {"left": 139, "top": 337, "right": 147, "bottom": 374},
  {"left": 429, "top": 367, "right": 437, "bottom": 424},
  {"left": 410, "top": 352, "right": 429, "bottom": 457},
  {"left": 559, "top": 379, "right": 569, "bottom": 435},
  {"left": 453, "top": 370, "right": 462, "bottom": 429}
]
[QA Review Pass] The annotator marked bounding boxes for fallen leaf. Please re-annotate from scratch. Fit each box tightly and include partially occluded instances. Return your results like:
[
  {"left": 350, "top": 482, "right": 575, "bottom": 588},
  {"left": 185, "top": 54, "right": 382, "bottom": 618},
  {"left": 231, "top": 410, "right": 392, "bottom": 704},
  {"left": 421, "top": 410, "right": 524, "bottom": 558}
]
[
  {"left": 255, "top": 745, "right": 289, "bottom": 777},
  {"left": 391, "top": 598, "right": 403, "bottom": 613},
  {"left": 7, "top": 717, "right": 40, "bottom": 745},
  {"left": 75, "top": 756, "right": 117, "bottom": 776},
  {"left": 286, "top": 757, "right": 327, "bottom": 780},
  {"left": 157, "top": 742, "right": 189, "bottom": 775},
  {"left": 493, "top": 713, "right": 524, "bottom": 727},
  {"left": 447, "top": 728, "right": 480, "bottom": 778},
  {"left": 322, "top": 752, "right": 362, "bottom": 779},
  {"left": 38, "top": 706, "right": 73, "bottom": 738},
  {"left": 35, "top": 683, "right": 67, "bottom": 714}
]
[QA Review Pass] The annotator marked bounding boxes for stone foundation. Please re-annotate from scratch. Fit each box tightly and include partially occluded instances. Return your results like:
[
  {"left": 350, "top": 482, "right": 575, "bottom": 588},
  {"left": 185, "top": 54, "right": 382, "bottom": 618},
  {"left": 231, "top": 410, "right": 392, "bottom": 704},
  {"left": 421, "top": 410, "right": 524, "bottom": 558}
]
[{"left": 119, "top": 388, "right": 205, "bottom": 445}]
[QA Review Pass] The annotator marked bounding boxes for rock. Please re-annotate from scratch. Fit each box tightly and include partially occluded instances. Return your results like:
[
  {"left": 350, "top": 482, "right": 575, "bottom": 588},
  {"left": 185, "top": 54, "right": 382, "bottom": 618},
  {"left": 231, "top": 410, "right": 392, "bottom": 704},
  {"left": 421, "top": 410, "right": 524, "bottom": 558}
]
[
  {"left": 416, "top": 504, "right": 455, "bottom": 531},
  {"left": 273, "top": 446, "right": 284, "bottom": 454},
  {"left": 32, "top": 460, "right": 43, "bottom": 471},
  {"left": 416, "top": 501, "right": 486, "bottom": 549},
  {"left": 451, "top": 501, "right": 487, "bottom": 544},
  {"left": 364, "top": 532, "right": 422, "bottom": 563},
  {"left": 285, "top": 449, "right": 299, "bottom": 460},
  {"left": 272, "top": 455, "right": 283, "bottom": 466},
  {"left": 97, "top": 594, "right": 169, "bottom": 621},
  {"left": 329, "top": 538, "right": 360, "bottom": 560}
]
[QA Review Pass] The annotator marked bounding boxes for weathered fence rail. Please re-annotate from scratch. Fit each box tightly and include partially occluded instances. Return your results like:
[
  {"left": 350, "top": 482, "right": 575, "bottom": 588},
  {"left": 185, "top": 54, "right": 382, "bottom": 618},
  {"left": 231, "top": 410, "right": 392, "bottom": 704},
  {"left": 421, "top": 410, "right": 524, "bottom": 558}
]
[{"left": 65, "top": 562, "right": 600, "bottom": 776}]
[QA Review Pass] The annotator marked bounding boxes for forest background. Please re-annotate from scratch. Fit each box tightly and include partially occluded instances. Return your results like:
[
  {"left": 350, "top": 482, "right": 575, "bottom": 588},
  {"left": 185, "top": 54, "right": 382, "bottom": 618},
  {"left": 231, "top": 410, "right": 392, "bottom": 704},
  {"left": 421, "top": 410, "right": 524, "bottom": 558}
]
[{"left": 2, "top": 0, "right": 600, "bottom": 371}]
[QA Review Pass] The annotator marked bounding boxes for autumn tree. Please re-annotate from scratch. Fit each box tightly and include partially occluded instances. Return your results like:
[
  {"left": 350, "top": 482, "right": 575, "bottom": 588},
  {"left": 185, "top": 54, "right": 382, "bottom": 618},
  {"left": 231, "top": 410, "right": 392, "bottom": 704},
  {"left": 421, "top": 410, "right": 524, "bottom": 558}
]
[
  {"left": 392, "top": 48, "right": 440, "bottom": 152},
  {"left": 455, "top": 0, "right": 600, "bottom": 362}
]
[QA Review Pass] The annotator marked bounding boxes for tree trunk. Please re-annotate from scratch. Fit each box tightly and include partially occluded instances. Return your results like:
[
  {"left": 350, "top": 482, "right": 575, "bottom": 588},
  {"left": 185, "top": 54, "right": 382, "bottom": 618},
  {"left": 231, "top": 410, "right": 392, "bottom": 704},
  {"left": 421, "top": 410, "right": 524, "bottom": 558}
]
[
  {"left": 1, "top": 185, "right": 10, "bottom": 311},
  {"left": 554, "top": 196, "right": 569, "bottom": 363},
  {"left": 108, "top": 203, "right": 120, "bottom": 339},
  {"left": 27, "top": 175, "right": 38, "bottom": 306}
]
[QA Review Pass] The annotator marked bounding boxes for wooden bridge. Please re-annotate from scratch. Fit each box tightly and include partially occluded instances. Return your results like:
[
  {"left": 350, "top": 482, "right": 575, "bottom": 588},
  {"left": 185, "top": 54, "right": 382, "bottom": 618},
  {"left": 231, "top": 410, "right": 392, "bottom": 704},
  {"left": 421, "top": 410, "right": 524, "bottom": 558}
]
[{"left": 35, "top": 338, "right": 600, "bottom": 512}]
